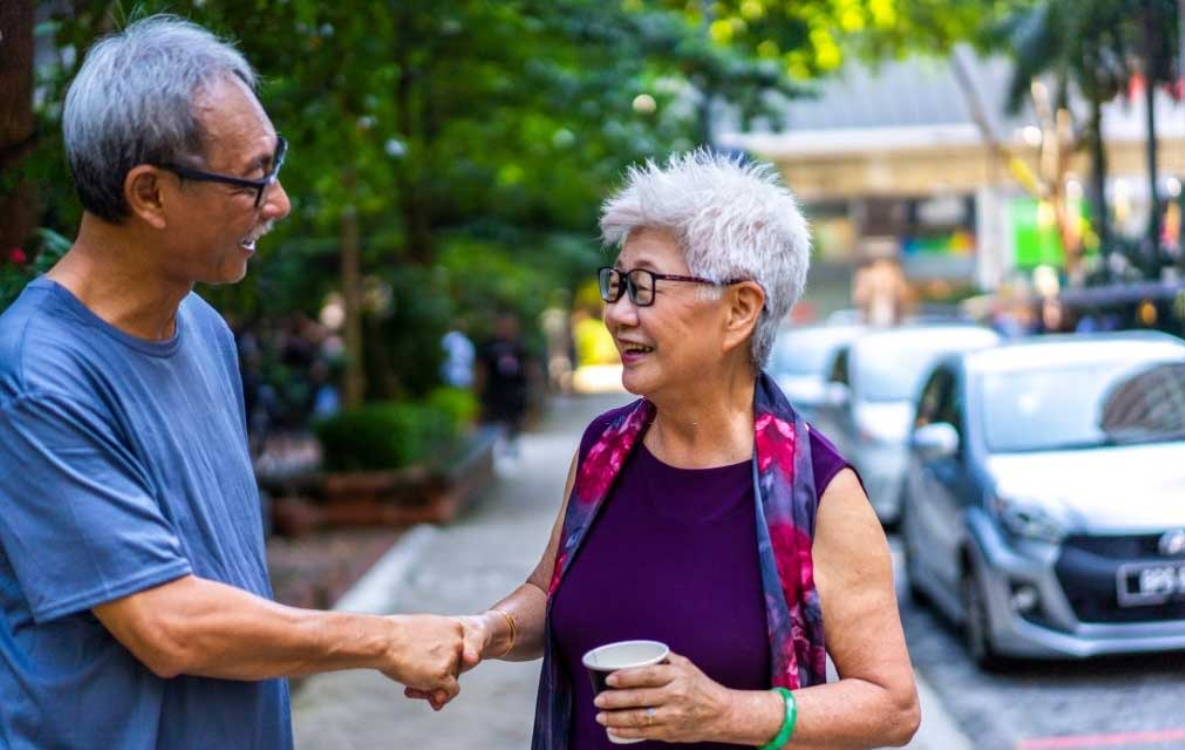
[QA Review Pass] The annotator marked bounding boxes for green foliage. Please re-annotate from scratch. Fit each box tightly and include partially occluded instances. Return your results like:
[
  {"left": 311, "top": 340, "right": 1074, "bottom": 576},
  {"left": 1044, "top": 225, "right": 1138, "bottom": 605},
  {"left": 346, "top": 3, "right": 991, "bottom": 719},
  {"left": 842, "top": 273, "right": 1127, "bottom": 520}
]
[
  {"left": 365, "top": 263, "right": 455, "bottom": 400},
  {"left": 425, "top": 387, "right": 480, "bottom": 435},
  {"left": 314, "top": 400, "right": 455, "bottom": 472},
  {"left": 680, "top": 0, "right": 1021, "bottom": 75},
  {"left": 0, "top": 228, "right": 70, "bottom": 310},
  {"left": 17, "top": 0, "right": 1036, "bottom": 399}
]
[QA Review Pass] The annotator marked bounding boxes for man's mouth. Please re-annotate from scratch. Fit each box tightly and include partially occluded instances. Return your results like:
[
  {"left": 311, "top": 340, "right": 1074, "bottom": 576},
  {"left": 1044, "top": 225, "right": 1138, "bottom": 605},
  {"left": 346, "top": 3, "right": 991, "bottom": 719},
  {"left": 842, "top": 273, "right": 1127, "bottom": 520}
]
[{"left": 240, "top": 221, "right": 274, "bottom": 251}]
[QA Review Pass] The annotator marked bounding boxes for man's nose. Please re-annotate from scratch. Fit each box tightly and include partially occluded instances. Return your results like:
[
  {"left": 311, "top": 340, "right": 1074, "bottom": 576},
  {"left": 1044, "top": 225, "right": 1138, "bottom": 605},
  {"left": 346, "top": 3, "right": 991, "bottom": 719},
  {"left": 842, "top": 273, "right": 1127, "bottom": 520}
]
[{"left": 262, "top": 179, "right": 292, "bottom": 221}]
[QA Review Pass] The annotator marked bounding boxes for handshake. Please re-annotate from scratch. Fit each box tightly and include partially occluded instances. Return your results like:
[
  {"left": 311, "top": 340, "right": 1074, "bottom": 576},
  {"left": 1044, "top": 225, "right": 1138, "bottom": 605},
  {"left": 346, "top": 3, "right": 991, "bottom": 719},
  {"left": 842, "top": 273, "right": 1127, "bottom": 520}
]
[{"left": 378, "top": 612, "right": 507, "bottom": 711}]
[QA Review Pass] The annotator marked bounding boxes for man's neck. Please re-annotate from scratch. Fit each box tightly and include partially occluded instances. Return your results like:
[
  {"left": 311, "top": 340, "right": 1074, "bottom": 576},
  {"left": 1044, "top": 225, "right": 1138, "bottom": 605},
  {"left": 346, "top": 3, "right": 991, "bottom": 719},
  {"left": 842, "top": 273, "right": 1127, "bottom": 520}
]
[{"left": 46, "top": 215, "right": 192, "bottom": 341}]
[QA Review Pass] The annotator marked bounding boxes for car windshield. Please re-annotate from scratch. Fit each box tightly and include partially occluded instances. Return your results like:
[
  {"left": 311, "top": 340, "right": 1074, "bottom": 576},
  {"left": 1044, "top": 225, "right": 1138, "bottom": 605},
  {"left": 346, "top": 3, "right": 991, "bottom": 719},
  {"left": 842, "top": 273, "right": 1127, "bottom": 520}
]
[
  {"left": 981, "top": 359, "right": 1185, "bottom": 452},
  {"left": 771, "top": 328, "right": 855, "bottom": 377},
  {"left": 852, "top": 329, "right": 998, "bottom": 402}
]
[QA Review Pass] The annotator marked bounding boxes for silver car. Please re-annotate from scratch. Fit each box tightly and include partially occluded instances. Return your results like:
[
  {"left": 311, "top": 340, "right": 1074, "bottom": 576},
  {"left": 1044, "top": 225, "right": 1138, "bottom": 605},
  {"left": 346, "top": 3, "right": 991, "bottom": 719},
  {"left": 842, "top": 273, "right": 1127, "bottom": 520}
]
[
  {"left": 901, "top": 333, "right": 1185, "bottom": 668},
  {"left": 769, "top": 323, "right": 865, "bottom": 423},
  {"left": 817, "top": 324, "right": 1001, "bottom": 525}
]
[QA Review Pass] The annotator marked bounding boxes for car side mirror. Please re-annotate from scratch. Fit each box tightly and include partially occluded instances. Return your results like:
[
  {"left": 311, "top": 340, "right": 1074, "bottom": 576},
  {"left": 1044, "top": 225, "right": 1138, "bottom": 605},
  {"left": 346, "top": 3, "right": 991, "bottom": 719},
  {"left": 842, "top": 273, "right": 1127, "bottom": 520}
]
[
  {"left": 911, "top": 422, "right": 959, "bottom": 461},
  {"left": 824, "top": 382, "right": 850, "bottom": 408}
]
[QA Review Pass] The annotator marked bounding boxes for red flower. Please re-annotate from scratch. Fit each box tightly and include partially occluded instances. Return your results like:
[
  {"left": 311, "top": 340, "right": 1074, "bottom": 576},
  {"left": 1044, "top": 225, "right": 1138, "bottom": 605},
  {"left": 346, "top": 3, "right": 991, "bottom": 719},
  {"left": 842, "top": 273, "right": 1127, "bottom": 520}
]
[{"left": 8, "top": 247, "right": 27, "bottom": 265}]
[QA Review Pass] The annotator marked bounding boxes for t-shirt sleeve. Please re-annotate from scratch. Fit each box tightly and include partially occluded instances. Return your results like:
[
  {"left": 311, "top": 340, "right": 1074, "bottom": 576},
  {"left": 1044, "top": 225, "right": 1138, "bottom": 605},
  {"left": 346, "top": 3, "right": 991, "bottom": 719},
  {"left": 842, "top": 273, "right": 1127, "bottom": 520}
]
[
  {"left": 808, "top": 425, "right": 864, "bottom": 499},
  {"left": 0, "top": 392, "right": 191, "bottom": 623}
]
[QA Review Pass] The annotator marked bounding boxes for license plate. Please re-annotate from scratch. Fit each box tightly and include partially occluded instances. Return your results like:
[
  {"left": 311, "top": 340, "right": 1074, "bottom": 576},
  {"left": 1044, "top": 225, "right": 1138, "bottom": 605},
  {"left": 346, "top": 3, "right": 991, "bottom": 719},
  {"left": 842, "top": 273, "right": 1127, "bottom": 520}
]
[{"left": 1117, "top": 563, "right": 1185, "bottom": 607}]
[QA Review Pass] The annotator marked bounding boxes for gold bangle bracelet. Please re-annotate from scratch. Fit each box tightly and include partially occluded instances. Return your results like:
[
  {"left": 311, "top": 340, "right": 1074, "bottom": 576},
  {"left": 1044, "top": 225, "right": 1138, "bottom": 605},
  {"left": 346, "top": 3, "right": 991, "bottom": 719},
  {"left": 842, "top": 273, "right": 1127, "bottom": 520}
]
[{"left": 491, "top": 609, "right": 516, "bottom": 658}]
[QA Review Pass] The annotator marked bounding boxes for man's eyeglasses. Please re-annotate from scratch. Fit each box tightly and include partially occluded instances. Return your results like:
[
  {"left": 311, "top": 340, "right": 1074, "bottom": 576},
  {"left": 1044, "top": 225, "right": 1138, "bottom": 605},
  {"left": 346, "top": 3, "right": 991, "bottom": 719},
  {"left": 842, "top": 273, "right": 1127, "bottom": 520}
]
[
  {"left": 597, "top": 266, "right": 747, "bottom": 307},
  {"left": 156, "top": 136, "right": 287, "bottom": 208}
]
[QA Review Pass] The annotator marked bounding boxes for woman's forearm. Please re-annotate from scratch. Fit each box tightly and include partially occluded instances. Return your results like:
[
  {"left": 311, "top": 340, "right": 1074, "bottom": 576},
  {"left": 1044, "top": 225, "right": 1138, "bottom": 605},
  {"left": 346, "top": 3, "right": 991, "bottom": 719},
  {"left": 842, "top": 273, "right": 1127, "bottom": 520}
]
[
  {"left": 710, "top": 688, "right": 785, "bottom": 746},
  {"left": 775, "top": 678, "right": 920, "bottom": 749},
  {"left": 479, "top": 580, "right": 549, "bottom": 661},
  {"left": 709, "top": 677, "right": 916, "bottom": 749}
]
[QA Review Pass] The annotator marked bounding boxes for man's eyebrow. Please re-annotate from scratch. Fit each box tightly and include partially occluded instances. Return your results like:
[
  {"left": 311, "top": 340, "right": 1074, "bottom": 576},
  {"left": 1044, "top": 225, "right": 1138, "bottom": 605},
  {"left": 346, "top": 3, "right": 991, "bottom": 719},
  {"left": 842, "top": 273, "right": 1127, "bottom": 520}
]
[
  {"left": 239, "top": 138, "right": 278, "bottom": 176},
  {"left": 240, "top": 152, "right": 271, "bottom": 176}
]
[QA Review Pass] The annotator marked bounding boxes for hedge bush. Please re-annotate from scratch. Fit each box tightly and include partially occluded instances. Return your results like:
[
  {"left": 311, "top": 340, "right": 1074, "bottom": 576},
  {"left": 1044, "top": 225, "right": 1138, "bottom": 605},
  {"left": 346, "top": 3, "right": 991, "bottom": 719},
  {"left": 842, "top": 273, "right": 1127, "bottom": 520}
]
[
  {"left": 425, "top": 387, "right": 479, "bottom": 435},
  {"left": 314, "top": 401, "right": 456, "bottom": 472}
]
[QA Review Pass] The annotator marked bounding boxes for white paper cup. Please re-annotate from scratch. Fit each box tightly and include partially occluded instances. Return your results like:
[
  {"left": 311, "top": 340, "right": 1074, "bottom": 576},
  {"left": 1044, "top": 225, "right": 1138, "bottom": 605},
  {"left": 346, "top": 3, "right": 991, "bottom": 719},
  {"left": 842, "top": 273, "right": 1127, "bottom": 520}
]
[{"left": 582, "top": 640, "right": 670, "bottom": 745}]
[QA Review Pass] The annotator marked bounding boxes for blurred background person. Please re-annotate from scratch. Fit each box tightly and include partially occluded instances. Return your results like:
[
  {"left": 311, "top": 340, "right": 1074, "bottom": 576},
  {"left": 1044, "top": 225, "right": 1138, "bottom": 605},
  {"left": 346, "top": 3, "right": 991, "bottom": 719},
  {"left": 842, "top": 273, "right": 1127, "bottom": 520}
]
[
  {"left": 441, "top": 319, "right": 476, "bottom": 390},
  {"left": 477, "top": 312, "right": 531, "bottom": 458}
]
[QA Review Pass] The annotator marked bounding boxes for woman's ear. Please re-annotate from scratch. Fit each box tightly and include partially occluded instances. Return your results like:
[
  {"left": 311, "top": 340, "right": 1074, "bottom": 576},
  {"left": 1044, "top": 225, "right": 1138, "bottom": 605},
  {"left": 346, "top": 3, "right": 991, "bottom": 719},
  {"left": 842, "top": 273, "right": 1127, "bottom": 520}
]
[{"left": 722, "top": 281, "right": 765, "bottom": 352}]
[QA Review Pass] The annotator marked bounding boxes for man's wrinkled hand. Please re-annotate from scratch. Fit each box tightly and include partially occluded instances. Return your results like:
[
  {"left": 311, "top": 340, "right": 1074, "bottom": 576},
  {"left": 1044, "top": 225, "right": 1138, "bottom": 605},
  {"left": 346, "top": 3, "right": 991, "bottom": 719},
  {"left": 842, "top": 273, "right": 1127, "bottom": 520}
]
[
  {"left": 403, "top": 614, "right": 492, "bottom": 710},
  {"left": 381, "top": 614, "right": 466, "bottom": 709}
]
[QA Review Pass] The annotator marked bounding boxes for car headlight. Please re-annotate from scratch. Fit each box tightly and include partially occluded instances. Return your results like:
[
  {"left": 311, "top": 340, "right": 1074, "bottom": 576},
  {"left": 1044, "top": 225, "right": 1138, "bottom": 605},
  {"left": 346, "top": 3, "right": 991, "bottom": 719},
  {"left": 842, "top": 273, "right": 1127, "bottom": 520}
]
[{"left": 989, "top": 492, "right": 1067, "bottom": 543}]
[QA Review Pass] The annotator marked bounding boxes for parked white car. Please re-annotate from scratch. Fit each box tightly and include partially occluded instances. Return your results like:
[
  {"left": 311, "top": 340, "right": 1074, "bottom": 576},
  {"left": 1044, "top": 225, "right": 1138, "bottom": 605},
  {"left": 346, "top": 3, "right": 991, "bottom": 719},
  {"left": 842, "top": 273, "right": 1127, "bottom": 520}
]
[
  {"left": 769, "top": 323, "right": 865, "bottom": 422},
  {"left": 901, "top": 333, "right": 1185, "bottom": 667},
  {"left": 817, "top": 324, "right": 1002, "bottom": 525}
]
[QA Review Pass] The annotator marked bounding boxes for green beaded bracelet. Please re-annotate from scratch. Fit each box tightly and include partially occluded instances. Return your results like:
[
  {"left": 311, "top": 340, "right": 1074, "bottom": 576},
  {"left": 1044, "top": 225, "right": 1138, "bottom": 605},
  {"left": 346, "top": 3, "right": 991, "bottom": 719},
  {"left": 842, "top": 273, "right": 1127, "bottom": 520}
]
[{"left": 759, "top": 687, "right": 797, "bottom": 750}]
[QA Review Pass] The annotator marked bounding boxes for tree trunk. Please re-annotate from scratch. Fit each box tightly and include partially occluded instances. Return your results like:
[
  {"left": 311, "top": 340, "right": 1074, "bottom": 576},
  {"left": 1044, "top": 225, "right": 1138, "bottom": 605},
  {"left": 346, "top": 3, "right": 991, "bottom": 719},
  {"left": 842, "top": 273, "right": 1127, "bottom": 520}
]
[
  {"left": 340, "top": 169, "right": 366, "bottom": 409},
  {"left": 394, "top": 8, "right": 434, "bottom": 265},
  {"left": 1088, "top": 95, "right": 1110, "bottom": 253},
  {"left": 0, "top": 0, "right": 37, "bottom": 254}
]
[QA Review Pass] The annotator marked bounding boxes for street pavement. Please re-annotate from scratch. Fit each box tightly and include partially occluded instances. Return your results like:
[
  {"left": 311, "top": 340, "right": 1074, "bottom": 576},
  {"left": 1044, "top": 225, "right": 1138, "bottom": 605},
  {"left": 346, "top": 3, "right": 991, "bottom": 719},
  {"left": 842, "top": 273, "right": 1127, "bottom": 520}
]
[
  {"left": 899, "top": 584, "right": 1185, "bottom": 749},
  {"left": 292, "top": 394, "right": 970, "bottom": 749}
]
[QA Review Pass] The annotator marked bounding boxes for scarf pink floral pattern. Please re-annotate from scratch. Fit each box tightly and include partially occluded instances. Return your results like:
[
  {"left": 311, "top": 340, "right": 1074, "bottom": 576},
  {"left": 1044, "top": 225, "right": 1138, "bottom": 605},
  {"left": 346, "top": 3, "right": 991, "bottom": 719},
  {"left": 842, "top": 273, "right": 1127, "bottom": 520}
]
[{"left": 532, "top": 374, "right": 826, "bottom": 750}]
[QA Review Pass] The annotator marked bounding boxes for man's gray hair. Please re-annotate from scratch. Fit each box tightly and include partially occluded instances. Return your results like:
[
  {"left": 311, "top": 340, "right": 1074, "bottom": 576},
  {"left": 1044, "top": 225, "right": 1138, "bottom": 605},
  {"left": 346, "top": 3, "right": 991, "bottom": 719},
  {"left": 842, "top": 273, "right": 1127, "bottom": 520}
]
[
  {"left": 600, "top": 150, "right": 811, "bottom": 369},
  {"left": 63, "top": 15, "right": 257, "bottom": 223}
]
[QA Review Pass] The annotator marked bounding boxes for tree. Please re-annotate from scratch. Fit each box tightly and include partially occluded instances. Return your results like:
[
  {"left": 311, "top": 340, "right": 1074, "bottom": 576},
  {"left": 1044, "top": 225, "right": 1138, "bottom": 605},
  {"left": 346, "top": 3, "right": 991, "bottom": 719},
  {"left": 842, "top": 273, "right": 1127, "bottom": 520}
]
[
  {"left": 15, "top": 0, "right": 831, "bottom": 401},
  {"left": 0, "top": 0, "right": 36, "bottom": 255},
  {"left": 993, "top": 0, "right": 1132, "bottom": 273},
  {"left": 1125, "top": 0, "right": 1179, "bottom": 256}
]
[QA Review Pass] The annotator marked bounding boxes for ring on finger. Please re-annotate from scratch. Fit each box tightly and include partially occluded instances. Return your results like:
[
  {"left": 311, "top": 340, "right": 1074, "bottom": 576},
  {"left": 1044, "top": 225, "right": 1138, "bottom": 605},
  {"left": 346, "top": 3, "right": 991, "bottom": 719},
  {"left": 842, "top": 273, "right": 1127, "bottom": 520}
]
[{"left": 644, "top": 707, "right": 657, "bottom": 727}]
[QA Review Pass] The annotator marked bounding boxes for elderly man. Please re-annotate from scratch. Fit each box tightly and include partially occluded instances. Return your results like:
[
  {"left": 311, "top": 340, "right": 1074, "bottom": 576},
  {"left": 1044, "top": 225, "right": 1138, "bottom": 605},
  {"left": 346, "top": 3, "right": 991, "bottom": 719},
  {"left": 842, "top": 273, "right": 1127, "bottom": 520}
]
[{"left": 0, "top": 17, "right": 468, "bottom": 749}]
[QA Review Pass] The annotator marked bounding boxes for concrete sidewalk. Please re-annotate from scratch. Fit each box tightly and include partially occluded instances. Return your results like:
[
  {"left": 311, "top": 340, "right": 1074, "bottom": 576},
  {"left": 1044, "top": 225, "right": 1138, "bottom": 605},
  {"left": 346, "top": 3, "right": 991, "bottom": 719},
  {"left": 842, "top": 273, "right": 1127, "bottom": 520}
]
[{"left": 292, "top": 395, "right": 969, "bottom": 749}]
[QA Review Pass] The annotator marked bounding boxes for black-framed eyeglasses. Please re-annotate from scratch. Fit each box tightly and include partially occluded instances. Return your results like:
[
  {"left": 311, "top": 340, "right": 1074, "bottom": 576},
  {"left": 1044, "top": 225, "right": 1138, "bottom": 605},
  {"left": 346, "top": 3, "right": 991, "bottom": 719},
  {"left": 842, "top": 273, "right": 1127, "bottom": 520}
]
[
  {"left": 597, "top": 266, "right": 748, "bottom": 307},
  {"left": 156, "top": 136, "right": 287, "bottom": 208}
]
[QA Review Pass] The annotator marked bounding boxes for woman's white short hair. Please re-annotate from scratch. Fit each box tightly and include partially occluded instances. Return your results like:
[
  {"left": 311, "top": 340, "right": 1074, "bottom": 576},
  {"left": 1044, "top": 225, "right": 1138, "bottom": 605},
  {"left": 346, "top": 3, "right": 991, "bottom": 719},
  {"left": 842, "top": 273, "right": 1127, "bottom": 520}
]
[
  {"left": 63, "top": 15, "right": 256, "bottom": 223},
  {"left": 599, "top": 150, "right": 811, "bottom": 369}
]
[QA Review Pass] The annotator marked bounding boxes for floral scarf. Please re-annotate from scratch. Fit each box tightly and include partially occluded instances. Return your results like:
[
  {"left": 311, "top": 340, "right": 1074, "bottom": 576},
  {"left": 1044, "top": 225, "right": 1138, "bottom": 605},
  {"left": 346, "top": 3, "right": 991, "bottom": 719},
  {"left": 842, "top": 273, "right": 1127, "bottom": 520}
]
[{"left": 531, "top": 373, "right": 826, "bottom": 750}]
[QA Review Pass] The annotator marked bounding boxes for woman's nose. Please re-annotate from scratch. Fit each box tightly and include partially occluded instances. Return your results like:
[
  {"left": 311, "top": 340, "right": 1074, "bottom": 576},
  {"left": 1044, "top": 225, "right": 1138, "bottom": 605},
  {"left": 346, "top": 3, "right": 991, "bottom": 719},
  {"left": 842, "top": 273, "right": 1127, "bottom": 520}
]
[{"left": 602, "top": 293, "right": 640, "bottom": 330}]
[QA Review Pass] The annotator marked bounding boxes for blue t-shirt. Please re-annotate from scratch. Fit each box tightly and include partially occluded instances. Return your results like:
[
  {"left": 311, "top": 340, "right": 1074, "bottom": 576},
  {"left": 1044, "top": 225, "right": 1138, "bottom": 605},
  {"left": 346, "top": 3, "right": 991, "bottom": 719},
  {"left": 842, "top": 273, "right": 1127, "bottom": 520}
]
[{"left": 0, "top": 278, "right": 292, "bottom": 749}]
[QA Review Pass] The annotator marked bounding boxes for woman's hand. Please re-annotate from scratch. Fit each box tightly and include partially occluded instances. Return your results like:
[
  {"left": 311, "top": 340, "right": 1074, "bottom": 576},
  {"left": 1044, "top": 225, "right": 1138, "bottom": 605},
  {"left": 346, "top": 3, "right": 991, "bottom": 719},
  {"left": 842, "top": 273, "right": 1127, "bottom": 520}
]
[
  {"left": 593, "top": 652, "right": 740, "bottom": 744},
  {"left": 403, "top": 614, "right": 490, "bottom": 710}
]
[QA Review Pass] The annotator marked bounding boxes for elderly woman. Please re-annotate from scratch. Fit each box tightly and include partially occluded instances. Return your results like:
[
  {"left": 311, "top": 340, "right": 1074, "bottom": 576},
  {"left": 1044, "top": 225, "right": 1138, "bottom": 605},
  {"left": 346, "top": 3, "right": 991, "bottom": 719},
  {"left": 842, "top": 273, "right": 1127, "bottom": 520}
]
[{"left": 411, "top": 152, "right": 919, "bottom": 749}]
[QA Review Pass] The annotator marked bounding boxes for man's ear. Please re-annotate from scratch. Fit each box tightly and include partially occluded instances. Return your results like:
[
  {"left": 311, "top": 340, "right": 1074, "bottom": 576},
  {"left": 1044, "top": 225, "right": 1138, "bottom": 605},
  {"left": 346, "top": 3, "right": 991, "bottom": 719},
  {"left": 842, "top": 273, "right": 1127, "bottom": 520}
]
[
  {"left": 723, "top": 281, "right": 766, "bottom": 353},
  {"left": 125, "top": 166, "right": 171, "bottom": 230}
]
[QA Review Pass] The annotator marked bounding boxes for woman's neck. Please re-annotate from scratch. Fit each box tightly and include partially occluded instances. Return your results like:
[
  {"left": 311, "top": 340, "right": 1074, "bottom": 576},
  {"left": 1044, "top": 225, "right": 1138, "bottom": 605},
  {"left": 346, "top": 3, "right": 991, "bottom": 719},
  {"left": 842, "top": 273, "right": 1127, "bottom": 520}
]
[{"left": 644, "top": 371, "right": 757, "bottom": 469}]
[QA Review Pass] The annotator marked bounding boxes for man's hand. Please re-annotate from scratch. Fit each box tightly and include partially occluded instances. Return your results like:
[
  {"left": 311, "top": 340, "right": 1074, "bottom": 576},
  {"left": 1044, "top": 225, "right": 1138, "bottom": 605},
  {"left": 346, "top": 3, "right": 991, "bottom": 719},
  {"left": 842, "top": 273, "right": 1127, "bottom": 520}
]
[
  {"left": 403, "top": 614, "right": 493, "bottom": 710},
  {"left": 382, "top": 614, "right": 467, "bottom": 707}
]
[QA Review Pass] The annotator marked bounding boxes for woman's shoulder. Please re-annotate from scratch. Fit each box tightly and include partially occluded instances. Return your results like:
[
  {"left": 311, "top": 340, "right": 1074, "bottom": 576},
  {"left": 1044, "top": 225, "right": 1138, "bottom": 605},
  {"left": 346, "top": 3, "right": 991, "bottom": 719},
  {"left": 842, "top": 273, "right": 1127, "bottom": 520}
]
[
  {"left": 807, "top": 423, "right": 844, "bottom": 461},
  {"left": 806, "top": 423, "right": 860, "bottom": 498}
]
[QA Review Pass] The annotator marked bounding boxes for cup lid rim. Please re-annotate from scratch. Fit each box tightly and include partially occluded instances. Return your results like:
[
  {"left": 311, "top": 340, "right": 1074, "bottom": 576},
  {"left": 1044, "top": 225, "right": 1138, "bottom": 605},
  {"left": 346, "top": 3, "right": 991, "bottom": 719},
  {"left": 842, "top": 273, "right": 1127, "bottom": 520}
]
[{"left": 581, "top": 639, "right": 670, "bottom": 670}]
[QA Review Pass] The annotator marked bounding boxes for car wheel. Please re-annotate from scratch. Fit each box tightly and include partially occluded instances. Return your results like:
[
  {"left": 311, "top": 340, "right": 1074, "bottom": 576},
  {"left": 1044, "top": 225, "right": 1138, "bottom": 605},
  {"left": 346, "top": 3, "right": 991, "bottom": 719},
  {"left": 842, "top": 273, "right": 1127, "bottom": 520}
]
[{"left": 962, "top": 564, "right": 1006, "bottom": 671}]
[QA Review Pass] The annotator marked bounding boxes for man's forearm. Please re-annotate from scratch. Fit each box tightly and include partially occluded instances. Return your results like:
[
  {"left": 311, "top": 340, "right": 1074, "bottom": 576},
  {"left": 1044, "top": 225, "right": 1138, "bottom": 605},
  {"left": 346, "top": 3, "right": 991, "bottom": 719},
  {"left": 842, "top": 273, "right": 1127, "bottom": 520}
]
[
  {"left": 95, "top": 574, "right": 425, "bottom": 682},
  {"left": 170, "top": 580, "right": 394, "bottom": 680}
]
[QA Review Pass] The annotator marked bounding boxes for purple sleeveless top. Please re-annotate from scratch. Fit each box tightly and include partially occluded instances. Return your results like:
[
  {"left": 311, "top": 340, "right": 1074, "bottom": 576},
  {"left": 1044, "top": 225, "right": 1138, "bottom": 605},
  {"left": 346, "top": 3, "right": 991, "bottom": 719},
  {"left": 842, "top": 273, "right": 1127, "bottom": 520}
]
[{"left": 551, "top": 418, "right": 852, "bottom": 750}]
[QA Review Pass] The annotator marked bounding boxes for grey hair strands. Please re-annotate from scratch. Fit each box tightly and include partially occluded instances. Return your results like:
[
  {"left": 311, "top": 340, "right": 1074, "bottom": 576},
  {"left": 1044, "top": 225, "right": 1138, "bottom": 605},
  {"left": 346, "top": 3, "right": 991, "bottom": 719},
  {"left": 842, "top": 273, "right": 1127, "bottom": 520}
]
[
  {"left": 599, "top": 150, "right": 812, "bottom": 369},
  {"left": 63, "top": 15, "right": 257, "bottom": 223}
]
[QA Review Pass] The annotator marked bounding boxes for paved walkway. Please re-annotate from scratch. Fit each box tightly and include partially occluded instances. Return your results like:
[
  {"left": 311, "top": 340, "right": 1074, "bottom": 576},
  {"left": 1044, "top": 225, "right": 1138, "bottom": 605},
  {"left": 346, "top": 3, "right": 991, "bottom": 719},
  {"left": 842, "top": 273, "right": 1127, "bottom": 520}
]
[{"left": 292, "top": 395, "right": 969, "bottom": 749}]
